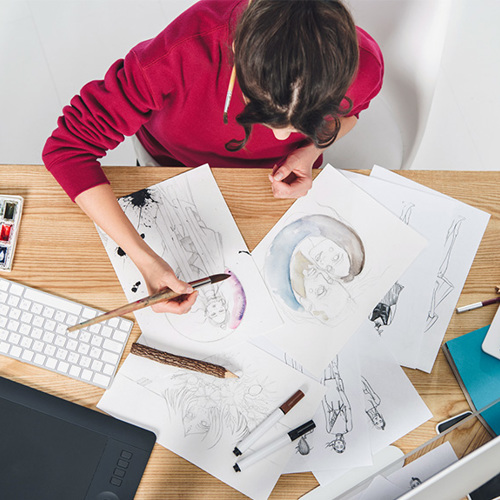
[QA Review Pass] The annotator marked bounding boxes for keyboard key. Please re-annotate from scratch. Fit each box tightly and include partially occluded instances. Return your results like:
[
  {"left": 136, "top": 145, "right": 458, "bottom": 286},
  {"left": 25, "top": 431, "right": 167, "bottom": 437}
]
[
  {"left": 0, "top": 329, "right": 8, "bottom": 341},
  {"left": 0, "top": 304, "right": 9, "bottom": 316},
  {"left": 0, "top": 278, "right": 9, "bottom": 291},
  {"left": 8, "top": 308, "right": 21, "bottom": 320},
  {"left": 103, "top": 363, "right": 114, "bottom": 376},
  {"left": 89, "top": 347, "right": 102, "bottom": 359},
  {"left": 8, "top": 332, "right": 21, "bottom": 345},
  {"left": 81, "top": 369, "right": 93, "bottom": 381},
  {"left": 54, "top": 310, "right": 66, "bottom": 323},
  {"left": 42, "top": 332, "right": 55, "bottom": 344},
  {"left": 19, "top": 299, "right": 31, "bottom": 311},
  {"left": 0, "top": 342, "right": 9, "bottom": 353},
  {"left": 80, "top": 356, "right": 91, "bottom": 368},
  {"left": 69, "top": 365, "right": 81, "bottom": 378},
  {"left": 54, "top": 335, "right": 66, "bottom": 347},
  {"left": 19, "top": 323, "right": 31, "bottom": 335},
  {"left": 103, "top": 339, "right": 122, "bottom": 353},
  {"left": 82, "top": 308, "right": 97, "bottom": 319},
  {"left": 42, "top": 306, "right": 55, "bottom": 319},
  {"left": 31, "top": 303, "right": 43, "bottom": 315},
  {"left": 93, "top": 373, "right": 111, "bottom": 387},
  {"left": 31, "top": 327, "right": 43, "bottom": 339},
  {"left": 20, "top": 337, "right": 32, "bottom": 349},
  {"left": 44, "top": 344, "right": 56, "bottom": 357},
  {"left": 45, "top": 358, "right": 57, "bottom": 370},
  {"left": 9, "top": 283, "right": 24, "bottom": 295},
  {"left": 7, "top": 320, "right": 20, "bottom": 332},
  {"left": 20, "top": 312, "right": 33, "bottom": 324},
  {"left": 21, "top": 350, "right": 34, "bottom": 362},
  {"left": 56, "top": 348, "right": 68, "bottom": 360},
  {"left": 7, "top": 295, "right": 20, "bottom": 307},
  {"left": 24, "top": 288, "right": 82, "bottom": 316},
  {"left": 102, "top": 351, "right": 119, "bottom": 365},
  {"left": 33, "top": 341, "right": 44, "bottom": 352},
  {"left": 91, "top": 360, "right": 103, "bottom": 372},
  {"left": 45, "top": 319, "right": 56, "bottom": 332},
  {"left": 89, "top": 324, "right": 101, "bottom": 334},
  {"left": 55, "top": 323, "right": 67, "bottom": 335},
  {"left": 10, "top": 345, "right": 22, "bottom": 357},
  {"left": 78, "top": 343, "right": 90, "bottom": 355},
  {"left": 57, "top": 361, "right": 69, "bottom": 373},
  {"left": 32, "top": 316, "right": 44, "bottom": 327},
  {"left": 34, "top": 353, "right": 46, "bottom": 365},
  {"left": 91, "top": 335, "right": 103, "bottom": 347},
  {"left": 0, "top": 317, "right": 7, "bottom": 328}
]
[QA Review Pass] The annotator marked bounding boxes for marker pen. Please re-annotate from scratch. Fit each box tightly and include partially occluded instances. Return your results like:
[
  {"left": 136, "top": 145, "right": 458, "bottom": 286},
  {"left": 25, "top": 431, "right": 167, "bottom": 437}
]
[
  {"left": 233, "top": 389, "right": 305, "bottom": 456},
  {"left": 233, "top": 420, "right": 315, "bottom": 472}
]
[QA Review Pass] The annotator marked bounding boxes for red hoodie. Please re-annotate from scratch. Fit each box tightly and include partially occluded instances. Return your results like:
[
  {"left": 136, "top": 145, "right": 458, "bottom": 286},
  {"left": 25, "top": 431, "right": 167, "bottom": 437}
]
[{"left": 43, "top": 0, "right": 384, "bottom": 201}]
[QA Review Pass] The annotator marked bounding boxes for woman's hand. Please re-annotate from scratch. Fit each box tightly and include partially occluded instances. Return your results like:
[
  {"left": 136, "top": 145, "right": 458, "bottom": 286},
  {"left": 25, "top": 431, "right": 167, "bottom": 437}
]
[
  {"left": 268, "top": 143, "right": 322, "bottom": 199},
  {"left": 138, "top": 254, "right": 198, "bottom": 314}
]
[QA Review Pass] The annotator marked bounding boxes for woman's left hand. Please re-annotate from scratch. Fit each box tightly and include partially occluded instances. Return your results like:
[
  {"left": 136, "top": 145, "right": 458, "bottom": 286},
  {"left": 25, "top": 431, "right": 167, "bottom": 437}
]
[{"left": 268, "top": 143, "right": 322, "bottom": 199}]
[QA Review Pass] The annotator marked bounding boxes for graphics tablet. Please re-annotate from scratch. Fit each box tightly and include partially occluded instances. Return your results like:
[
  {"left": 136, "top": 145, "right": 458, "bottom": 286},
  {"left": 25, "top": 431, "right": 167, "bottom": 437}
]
[{"left": 0, "top": 376, "right": 156, "bottom": 500}]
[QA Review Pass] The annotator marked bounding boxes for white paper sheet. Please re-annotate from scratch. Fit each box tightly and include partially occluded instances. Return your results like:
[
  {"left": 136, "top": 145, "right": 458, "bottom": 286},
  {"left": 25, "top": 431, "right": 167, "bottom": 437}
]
[
  {"left": 97, "top": 164, "right": 282, "bottom": 359},
  {"left": 284, "top": 336, "right": 372, "bottom": 473},
  {"left": 370, "top": 166, "right": 490, "bottom": 372},
  {"left": 98, "top": 343, "right": 325, "bottom": 500},
  {"left": 357, "top": 328, "right": 432, "bottom": 453},
  {"left": 340, "top": 171, "right": 459, "bottom": 368},
  {"left": 252, "top": 165, "right": 427, "bottom": 376}
]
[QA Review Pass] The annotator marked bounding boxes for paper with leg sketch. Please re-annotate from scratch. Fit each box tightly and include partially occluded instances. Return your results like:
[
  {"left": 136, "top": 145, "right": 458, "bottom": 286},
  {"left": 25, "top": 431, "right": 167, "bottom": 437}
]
[
  {"left": 340, "top": 170, "right": 459, "bottom": 369},
  {"left": 97, "top": 164, "right": 282, "bottom": 359},
  {"left": 370, "top": 166, "right": 490, "bottom": 373},
  {"left": 312, "top": 329, "right": 432, "bottom": 486},
  {"left": 284, "top": 336, "right": 372, "bottom": 473},
  {"left": 251, "top": 165, "right": 427, "bottom": 377},
  {"left": 98, "top": 342, "right": 325, "bottom": 500},
  {"left": 357, "top": 328, "right": 432, "bottom": 454}
]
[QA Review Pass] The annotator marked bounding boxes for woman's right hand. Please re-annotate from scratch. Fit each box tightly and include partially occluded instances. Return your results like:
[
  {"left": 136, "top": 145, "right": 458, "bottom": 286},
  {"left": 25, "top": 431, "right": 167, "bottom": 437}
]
[{"left": 138, "top": 254, "right": 198, "bottom": 314}]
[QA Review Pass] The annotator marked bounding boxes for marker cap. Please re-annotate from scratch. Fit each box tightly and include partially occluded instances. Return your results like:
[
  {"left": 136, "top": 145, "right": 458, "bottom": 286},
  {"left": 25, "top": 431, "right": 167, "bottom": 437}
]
[
  {"left": 288, "top": 420, "right": 315, "bottom": 441},
  {"left": 280, "top": 389, "right": 305, "bottom": 414}
]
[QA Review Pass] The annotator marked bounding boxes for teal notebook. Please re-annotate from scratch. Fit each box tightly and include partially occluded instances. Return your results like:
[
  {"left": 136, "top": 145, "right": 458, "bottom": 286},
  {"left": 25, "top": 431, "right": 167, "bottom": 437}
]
[{"left": 442, "top": 325, "right": 500, "bottom": 436}]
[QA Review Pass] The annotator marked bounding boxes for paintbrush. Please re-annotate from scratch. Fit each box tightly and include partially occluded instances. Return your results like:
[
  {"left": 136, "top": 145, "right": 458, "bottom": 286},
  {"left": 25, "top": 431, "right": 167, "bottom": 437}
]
[
  {"left": 130, "top": 342, "right": 239, "bottom": 379},
  {"left": 67, "top": 273, "right": 230, "bottom": 332}
]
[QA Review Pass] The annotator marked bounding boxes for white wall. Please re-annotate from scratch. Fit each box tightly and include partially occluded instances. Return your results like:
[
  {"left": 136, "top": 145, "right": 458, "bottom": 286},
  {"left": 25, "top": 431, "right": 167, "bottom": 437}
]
[{"left": 1, "top": 0, "right": 499, "bottom": 171}]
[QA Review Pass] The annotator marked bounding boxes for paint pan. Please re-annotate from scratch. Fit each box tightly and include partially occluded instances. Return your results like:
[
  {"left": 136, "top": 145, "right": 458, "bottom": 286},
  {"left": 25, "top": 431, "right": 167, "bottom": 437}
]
[{"left": 0, "top": 195, "right": 24, "bottom": 271}]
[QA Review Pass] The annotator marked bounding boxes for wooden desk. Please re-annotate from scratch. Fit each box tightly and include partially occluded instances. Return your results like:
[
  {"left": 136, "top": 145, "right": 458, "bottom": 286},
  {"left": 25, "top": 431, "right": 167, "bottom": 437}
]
[{"left": 1, "top": 165, "right": 499, "bottom": 499}]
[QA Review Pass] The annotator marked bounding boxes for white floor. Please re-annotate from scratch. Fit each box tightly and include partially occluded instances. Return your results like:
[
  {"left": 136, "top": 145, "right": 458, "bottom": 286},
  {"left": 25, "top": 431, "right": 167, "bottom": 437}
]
[{"left": 1, "top": 0, "right": 499, "bottom": 171}]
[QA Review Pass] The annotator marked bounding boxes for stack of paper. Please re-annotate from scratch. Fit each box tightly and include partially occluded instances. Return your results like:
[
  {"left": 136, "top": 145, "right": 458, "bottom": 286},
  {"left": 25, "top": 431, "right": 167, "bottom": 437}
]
[{"left": 96, "top": 164, "right": 489, "bottom": 499}]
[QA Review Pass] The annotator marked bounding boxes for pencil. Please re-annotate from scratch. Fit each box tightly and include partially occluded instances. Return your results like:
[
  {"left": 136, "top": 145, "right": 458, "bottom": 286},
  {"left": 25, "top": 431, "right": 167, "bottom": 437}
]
[
  {"left": 131, "top": 342, "right": 239, "bottom": 379},
  {"left": 223, "top": 65, "right": 236, "bottom": 124},
  {"left": 456, "top": 296, "right": 500, "bottom": 313},
  {"left": 67, "top": 273, "right": 230, "bottom": 333}
]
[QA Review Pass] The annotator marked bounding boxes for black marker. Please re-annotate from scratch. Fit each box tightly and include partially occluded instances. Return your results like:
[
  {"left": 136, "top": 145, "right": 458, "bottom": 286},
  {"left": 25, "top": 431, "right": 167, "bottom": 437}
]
[{"left": 233, "top": 420, "right": 315, "bottom": 472}]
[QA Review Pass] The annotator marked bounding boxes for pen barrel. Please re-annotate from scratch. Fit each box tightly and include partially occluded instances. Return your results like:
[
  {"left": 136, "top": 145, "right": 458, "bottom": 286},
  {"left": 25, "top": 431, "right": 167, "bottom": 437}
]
[
  {"left": 235, "top": 408, "right": 283, "bottom": 455},
  {"left": 235, "top": 434, "right": 290, "bottom": 472},
  {"left": 130, "top": 343, "right": 228, "bottom": 379}
]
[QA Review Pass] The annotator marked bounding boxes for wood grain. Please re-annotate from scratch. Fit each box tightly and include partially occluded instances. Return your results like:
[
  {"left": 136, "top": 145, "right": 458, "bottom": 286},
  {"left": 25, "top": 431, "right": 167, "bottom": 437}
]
[{"left": 1, "top": 165, "right": 499, "bottom": 499}]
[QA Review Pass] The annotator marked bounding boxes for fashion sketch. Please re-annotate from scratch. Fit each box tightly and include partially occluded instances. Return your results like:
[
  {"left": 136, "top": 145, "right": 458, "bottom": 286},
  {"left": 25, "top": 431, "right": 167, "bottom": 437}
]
[
  {"left": 361, "top": 375, "right": 386, "bottom": 430},
  {"left": 114, "top": 180, "right": 247, "bottom": 342},
  {"left": 368, "top": 202, "right": 413, "bottom": 334},
  {"left": 264, "top": 214, "right": 365, "bottom": 327},
  {"left": 321, "top": 357, "right": 353, "bottom": 453},
  {"left": 425, "top": 216, "right": 465, "bottom": 331}
]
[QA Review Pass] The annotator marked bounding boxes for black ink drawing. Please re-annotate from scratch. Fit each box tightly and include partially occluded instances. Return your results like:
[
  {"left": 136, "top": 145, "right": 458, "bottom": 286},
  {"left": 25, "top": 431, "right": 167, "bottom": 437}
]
[
  {"left": 410, "top": 477, "right": 422, "bottom": 489},
  {"left": 425, "top": 216, "right": 465, "bottom": 331},
  {"left": 369, "top": 282, "right": 404, "bottom": 334},
  {"left": 265, "top": 214, "right": 365, "bottom": 327},
  {"left": 111, "top": 179, "right": 246, "bottom": 342},
  {"left": 321, "top": 357, "right": 353, "bottom": 453},
  {"left": 361, "top": 376, "right": 386, "bottom": 430},
  {"left": 295, "top": 431, "right": 314, "bottom": 455}
]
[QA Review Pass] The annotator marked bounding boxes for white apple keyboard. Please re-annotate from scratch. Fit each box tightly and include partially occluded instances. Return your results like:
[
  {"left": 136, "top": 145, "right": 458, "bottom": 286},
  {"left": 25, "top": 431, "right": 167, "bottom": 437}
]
[
  {"left": 481, "top": 302, "right": 500, "bottom": 361},
  {"left": 0, "top": 277, "right": 133, "bottom": 388}
]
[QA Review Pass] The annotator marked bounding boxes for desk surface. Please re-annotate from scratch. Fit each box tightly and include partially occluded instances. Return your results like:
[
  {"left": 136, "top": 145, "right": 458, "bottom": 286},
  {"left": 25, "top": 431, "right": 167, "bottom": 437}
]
[{"left": 1, "top": 165, "right": 499, "bottom": 499}]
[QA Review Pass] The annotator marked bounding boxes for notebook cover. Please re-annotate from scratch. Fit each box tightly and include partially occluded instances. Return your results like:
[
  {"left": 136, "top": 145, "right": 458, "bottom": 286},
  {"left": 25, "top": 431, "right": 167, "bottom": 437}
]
[{"left": 442, "top": 325, "right": 500, "bottom": 436}]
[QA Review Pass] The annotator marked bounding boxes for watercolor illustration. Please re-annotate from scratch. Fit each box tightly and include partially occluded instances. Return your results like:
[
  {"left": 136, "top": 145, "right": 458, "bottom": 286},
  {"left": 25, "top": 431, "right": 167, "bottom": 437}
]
[
  {"left": 264, "top": 214, "right": 365, "bottom": 327},
  {"left": 111, "top": 180, "right": 247, "bottom": 342},
  {"left": 369, "top": 282, "right": 405, "bottom": 334}
]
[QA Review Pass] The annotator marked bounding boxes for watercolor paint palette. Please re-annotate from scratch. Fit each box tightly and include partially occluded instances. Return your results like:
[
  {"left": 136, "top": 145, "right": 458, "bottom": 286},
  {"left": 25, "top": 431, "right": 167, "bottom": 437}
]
[{"left": 0, "top": 195, "right": 24, "bottom": 272}]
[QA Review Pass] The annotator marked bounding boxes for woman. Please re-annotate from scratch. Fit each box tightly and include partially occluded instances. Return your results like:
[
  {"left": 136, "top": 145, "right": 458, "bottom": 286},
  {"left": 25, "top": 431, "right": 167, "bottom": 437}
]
[{"left": 42, "top": 0, "right": 383, "bottom": 315}]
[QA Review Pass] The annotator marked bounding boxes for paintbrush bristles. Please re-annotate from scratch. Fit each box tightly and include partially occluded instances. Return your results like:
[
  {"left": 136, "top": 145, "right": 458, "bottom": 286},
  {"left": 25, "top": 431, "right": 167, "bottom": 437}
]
[{"left": 211, "top": 273, "right": 231, "bottom": 284}]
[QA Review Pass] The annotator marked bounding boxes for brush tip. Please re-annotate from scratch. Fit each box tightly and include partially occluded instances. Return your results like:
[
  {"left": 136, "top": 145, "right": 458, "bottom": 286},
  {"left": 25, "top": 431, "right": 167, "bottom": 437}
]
[
  {"left": 210, "top": 273, "right": 231, "bottom": 284},
  {"left": 223, "top": 112, "right": 228, "bottom": 124}
]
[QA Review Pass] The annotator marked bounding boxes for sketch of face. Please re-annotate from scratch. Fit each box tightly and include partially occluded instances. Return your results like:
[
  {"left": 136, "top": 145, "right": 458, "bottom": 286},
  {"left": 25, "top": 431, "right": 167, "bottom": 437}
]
[
  {"left": 183, "top": 405, "right": 211, "bottom": 436},
  {"left": 205, "top": 297, "right": 228, "bottom": 326},
  {"left": 370, "top": 412, "right": 386, "bottom": 430},
  {"left": 331, "top": 433, "right": 346, "bottom": 453},
  {"left": 306, "top": 237, "right": 350, "bottom": 279},
  {"left": 301, "top": 267, "right": 351, "bottom": 321}
]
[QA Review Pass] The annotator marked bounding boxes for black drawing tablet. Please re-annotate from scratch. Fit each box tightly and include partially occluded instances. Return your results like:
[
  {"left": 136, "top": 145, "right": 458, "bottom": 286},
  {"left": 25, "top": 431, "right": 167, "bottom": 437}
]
[{"left": 0, "top": 376, "right": 156, "bottom": 500}]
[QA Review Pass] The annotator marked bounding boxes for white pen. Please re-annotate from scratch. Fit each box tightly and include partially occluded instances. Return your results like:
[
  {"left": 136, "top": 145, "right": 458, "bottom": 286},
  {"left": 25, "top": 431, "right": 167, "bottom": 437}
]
[
  {"left": 233, "top": 389, "right": 305, "bottom": 456},
  {"left": 233, "top": 420, "right": 315, "bottom": 473}
]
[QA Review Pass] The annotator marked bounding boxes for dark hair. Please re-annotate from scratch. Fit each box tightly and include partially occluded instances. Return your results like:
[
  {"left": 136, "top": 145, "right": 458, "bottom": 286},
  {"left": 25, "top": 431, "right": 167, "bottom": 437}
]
[{"left": 226, "top": 0, "right": 359, "bottom": 152}]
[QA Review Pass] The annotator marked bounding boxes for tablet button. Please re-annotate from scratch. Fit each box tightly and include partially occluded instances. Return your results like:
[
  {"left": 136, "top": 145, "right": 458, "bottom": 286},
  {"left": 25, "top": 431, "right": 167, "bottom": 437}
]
[
  {"left": 120, "top": 450, "right": 133, "bottom": 460},
  {"left": 113, "top": 468, "right": 126, "bottom": 478},
  {"left": 117, "top": 459, "right": 129, "bottom": 469},
  {"left": 110, "top": 477, "right": 122, "bottom": 487}
]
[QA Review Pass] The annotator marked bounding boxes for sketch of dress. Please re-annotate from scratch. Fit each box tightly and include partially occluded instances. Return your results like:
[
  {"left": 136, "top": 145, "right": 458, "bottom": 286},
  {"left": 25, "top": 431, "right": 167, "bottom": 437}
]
[
  {"left": 321, "top": 357, "right": 353, "bottom": 453},
  {"left": 425, "top": 216, "right": 465, "bottom": 331},
  {"left": 361, "top": 376, "right": 386, "bottom": 430},
  {"left": 264, "top": 214, "right": 365, "bottom": 327},
  {"left": 115, "top": 181, "right": 247, "bottom": 342}
]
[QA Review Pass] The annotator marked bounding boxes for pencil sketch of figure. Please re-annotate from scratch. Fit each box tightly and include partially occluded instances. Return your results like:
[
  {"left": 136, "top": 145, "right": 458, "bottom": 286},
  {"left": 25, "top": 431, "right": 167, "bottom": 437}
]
[
  {"left": 322, "top": 357, "right": 353, "bottom": 453},
  {"left": 157, "top": 371, "right": 272, "bottom": 448},
  {"left": 425, "top": 216, "right": 465, "bottom": 331},
  {"left": 265, "top": 214, "right": 365, "bottom": 326},
  {"left": 115, "top": 180, "right": 246, "bottom": 341},
  {"left": 369, "top": 282, "right": 404, "bottom": 334},
  {"left": 361, "top": 376, "right": 386, "bottom": 430}
]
